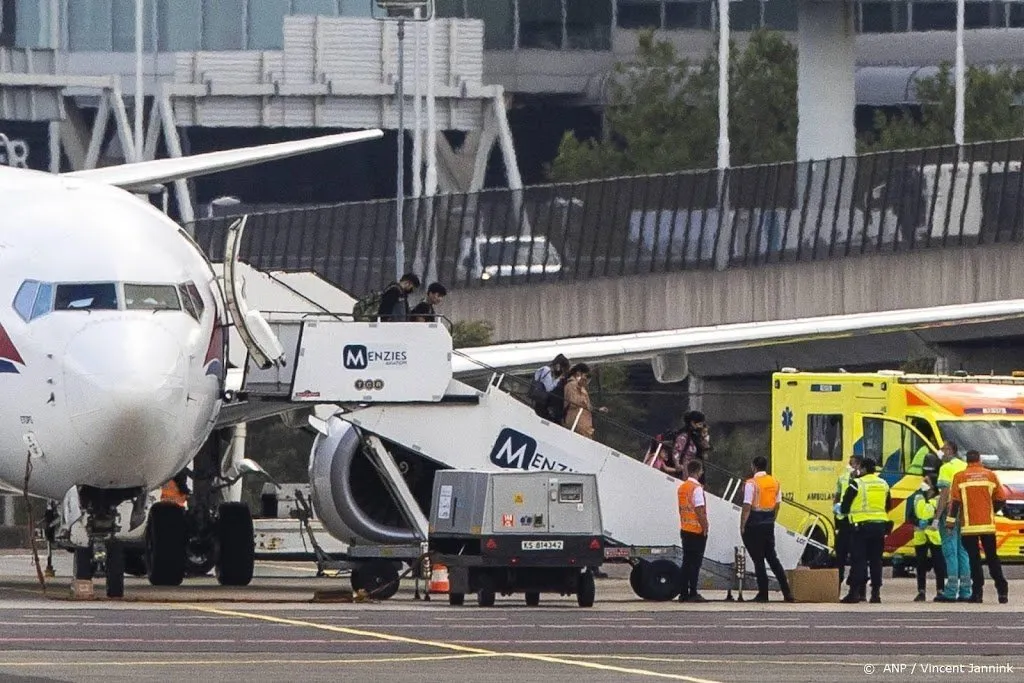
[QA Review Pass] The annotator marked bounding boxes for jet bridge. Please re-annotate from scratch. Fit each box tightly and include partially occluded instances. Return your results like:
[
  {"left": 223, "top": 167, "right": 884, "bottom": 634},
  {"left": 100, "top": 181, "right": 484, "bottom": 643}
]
[{"left": 308, "top": 371, "right": 814, "bottom": 600}]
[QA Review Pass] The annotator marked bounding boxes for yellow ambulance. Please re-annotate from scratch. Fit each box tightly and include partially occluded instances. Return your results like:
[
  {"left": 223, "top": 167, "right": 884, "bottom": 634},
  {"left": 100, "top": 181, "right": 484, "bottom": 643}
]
[{"left": 771, "top": 369, "right": 1024, "bottom": 565}]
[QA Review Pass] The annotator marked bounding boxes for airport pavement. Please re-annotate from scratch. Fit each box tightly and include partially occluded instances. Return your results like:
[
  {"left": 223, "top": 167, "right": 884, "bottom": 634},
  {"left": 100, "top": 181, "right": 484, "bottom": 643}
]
[{"left": 0, "top": 552, "right": 1021, "bottom": 682}]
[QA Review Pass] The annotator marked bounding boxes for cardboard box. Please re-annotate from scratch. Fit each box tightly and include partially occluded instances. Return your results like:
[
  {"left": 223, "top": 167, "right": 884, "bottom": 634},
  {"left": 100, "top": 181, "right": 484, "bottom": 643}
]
[{"left": 785, "top": 568, "right": 840, "bottom": 603}]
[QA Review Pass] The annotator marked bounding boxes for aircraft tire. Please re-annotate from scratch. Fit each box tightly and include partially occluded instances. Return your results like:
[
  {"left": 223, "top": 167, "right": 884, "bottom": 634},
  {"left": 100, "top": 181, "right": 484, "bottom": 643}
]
[
  {"left": 105, "top": 540, "right": 125, "bottom": 598},
  {"left": 215, "top": 502, "right": 255, "bottom": 586},
  {"left": 146, "top": 503, "right": 186, "bottom": 586},
  {"left": 351, "top": 560, "right": 400, "bottom": 600}
]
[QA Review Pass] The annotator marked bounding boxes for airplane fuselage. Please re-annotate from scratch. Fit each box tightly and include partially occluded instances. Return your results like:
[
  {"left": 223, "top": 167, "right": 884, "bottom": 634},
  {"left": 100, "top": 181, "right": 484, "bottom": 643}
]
[{"left": 0, "top": 166, "right": 224, "bottom": 500}]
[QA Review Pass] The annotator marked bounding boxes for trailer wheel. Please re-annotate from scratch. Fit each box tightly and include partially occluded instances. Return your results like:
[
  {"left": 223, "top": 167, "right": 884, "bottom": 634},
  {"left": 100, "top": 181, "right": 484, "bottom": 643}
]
[
  {"left": 628, "top": 563, "right": 644, "bottom": 597},
  {"left": 525, "top": 592, "right": 540, "bottom": 607},
  {"left": 577, "top": 570, "right": 596, "bottom": 608},
  {"left": 448, "top": 592, "right": 465, "bottom": 606},
  {"left": 639, "top": 559, "right": 680, "bottom": 601},
  {"left": 477, "top": 589, "right": 496, "bottom": 607},
  {"left": 351, "top": 560, "right": 400, "bottom": 600}
]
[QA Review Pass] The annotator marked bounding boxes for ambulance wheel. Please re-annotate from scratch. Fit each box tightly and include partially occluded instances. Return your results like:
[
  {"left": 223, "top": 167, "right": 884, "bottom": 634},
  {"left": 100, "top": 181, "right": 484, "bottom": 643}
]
[
  {"left": 477, "top": 589, "right": 496, "bottom": 607},
  {"left": 216, "top": 503, "right": 255, "bottom": 586},
  {"left": 146, "top": 503, "right": 186, "bottom": 586},
  {"left": 351, "top": 560, "right": 400, "bottom": 600},
  {"left": 629, "top": 563, "right": 644, "bottom": 597},
  {"left": 448, "top": 592, "right": 465, "bottom": 606},
  {"left": 639, "top": 559, "right": 680, "bottom": 601},
  {"left": 577, "top": 571, "right": 596, "bottom": 608},
  {"left": 525, "top": 592, "right": 540, "bottom": 607}
]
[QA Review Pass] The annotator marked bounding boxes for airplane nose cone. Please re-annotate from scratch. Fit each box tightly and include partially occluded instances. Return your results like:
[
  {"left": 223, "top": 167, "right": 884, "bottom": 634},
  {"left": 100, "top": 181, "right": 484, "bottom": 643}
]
[{"left": 63, "top": 321, "right": 187, "bottom": 474}]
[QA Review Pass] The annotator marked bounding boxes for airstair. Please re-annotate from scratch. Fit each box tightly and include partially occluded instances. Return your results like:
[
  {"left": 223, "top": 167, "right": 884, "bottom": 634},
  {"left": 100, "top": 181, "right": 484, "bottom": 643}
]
[{"left": 233, "top": 311, "right": 815, "bottom": 598}]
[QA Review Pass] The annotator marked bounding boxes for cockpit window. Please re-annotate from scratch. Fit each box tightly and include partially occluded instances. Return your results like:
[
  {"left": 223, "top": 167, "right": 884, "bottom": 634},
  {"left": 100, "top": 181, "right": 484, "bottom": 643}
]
[
  {"left": 32, "top": 283, "right": 53, "bottom": 319},
  {"left": 179, "top": 284, "right": 199, "bottom": 320},
  {"left": 185, "top": 283, "right": 206, "bottom": 319},
  {"left": 124, "top": 284, "right": 181, "bottom": 311},
  {"left": 54, "top": 283, "right": 118, "bottom": 311},
  {"left": 13, "top": 280, "right": 39, "bottom": 321}
]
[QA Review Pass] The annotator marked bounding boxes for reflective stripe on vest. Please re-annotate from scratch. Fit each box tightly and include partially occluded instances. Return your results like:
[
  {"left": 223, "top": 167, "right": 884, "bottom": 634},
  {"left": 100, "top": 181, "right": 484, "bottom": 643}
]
[
  {"left": 678, "top": 480, "right": 703, "bottom": 534},
  {"left": 912, "top": 495, "right": 940, "bottom": 546},
  {"left": 746, "top": 474, "right": 780, "bottom": 525},
  {"left": 849, "top": 474, "right": 889, "bottom": 524},
  {"left": 958, "top": 478, "right": 998, "bottom": 535},
  {"left": 835, "top": 471, "right": 851, "bottom": 520}
]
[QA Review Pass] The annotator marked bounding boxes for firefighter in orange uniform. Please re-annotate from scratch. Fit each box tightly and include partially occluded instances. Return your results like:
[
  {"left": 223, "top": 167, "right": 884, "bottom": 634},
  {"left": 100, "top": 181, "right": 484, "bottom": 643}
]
[
  {"left": 677, "top": 459, "right": 709, "bottom": 603},
  {"left": 741, "top": 456, "right": 796, "bottom": 602},
  {"left": 947, "top": 450, "right": 1009, "bottom": 604}
]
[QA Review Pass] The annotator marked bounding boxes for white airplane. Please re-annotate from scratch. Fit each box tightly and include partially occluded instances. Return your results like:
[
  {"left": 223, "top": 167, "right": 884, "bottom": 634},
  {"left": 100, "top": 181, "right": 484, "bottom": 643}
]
[{"left": 0, "top": 129, "right": 382, "bottom": 597}]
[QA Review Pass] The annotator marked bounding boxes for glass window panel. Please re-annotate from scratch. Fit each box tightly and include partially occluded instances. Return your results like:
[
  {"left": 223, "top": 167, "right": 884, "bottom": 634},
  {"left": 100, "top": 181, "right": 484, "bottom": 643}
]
[
  {"left": 202, "top": 0, "right": 244, "bottom": 49},
  {"left": 469, "top": 0, "right": 514, "bottom": 50},
  {"left": 69, "top": 0, "right": 113, "bottom": 51},
  {"left": 15, "top": 0, "right": 52, "bottom": 48},
  {"left": 32, "top": 282, "right": 53, "bottom": 319},
  {"left": 763, "top": 0, "right": 797, "bottom": 30},
  {"left": 247, "top": 0, "right": 288, "bottom": 48},
  {"left": 963, "top": 0, "right": 993, "bottom": 28},
  {"left": 435, "top": 0, "right": 465, "bottom": 18},
  {"left": 339, "top": 0, "right": 372, "bottom": 17},
  {"left": 859, "top": 1, "right": 908, "bottom": 32},
  {"left": 729, "top": 0, "right": 761, "bottom": 30},
  {"left": 566, "top": 0, "right": 611, "bottom": 49},
  {"left": 617, "top": 1, "right": 662, "bottom": 29},
  {"left": 293, "top": 0, "right": 339, "bottom": 15},
  {"left": 807, "top": 414, "right": 843, "bottom": 461},
  {"left": 157, "top": 0, "right": 200, "bottom": 50},
  {"left": 124, "top": 284, "right": 181, "bottom": 311},
  {"left": 54, "top": 283, "right": 118, "bottom": 311},
  {"left": 665, "top": 0, "right": 711, "bottom": 29},
  {"left": 1012, "top": 1, "right": 1024, "bottom": 27},
  {"left": 911, "top": 1, "right": 955, "bottom": 31},
  {"left": 519, "top": 0, "right": 562, "bottom": 49},
  {"left": 112, "top": 0, "right": 155, "bottom": 52},
  {"left": 1, "top": 0, "right": 16, "bottom": 47},
  {"left": 13, "top": 280, "right": 39, "bottom": 322}
]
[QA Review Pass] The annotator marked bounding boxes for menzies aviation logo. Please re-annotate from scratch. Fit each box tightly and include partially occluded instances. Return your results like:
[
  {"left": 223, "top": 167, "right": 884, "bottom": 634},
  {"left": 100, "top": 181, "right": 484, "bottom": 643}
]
[
  {"left": 488, "top": 428, "right": 575, "bottom": 472},
  {"left": 0, "top": 323, "right": 24, "bottom": 374},
  {"left": 342, "top": 344, "right": 408, "bottom": 370}
]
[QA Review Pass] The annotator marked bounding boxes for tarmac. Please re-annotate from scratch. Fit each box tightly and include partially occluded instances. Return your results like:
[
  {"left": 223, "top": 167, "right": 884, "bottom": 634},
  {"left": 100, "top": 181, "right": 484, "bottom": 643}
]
[{"left": 0, "top": 551, "right": 1022, "bottom": 683}]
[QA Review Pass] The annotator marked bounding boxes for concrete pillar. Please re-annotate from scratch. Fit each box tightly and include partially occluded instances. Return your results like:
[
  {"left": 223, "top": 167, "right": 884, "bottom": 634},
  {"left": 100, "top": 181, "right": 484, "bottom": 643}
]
[{"left": 797, "top": 0, "right": 856, "bottom": 161}]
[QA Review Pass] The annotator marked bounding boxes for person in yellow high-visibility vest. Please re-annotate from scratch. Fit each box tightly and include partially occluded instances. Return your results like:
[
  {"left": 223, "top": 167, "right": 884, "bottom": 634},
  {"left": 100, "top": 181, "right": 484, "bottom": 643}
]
[
  {"left": 906, "top": 479, "right": 946, "bottom": 601},
  {"left": 839, "top": 457, "right": 891, "bottom": 604},
  {"left": 833, "top": 454, "right": 862, "bottom": 592},
  {"left": 934, "top": 441, "right": 970, "bottom": 602}
]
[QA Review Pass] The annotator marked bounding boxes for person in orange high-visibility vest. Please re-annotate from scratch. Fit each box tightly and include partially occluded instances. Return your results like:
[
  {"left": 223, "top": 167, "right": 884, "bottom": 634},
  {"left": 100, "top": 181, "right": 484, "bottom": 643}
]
[
  {"left": 947, "top": 450, "right": 1008, "bottom": 604},
  {"left": 741, "top": 456, "right": 796, "bottom": 603},
  {"left": 161, "top": 472, "right": 190, "bottom": 508},
  {"left": 677, "top": 459, "right": 709, "bottom": 603}
]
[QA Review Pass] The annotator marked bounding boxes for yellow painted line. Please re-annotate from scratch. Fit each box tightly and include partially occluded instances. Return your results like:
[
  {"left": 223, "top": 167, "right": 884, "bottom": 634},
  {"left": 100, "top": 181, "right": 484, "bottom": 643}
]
[
  {"left": 0, "top": 654, "right": 493, "bottom": 668},
  {"left": 188, "top": 606, "right": 722, "bottom": 683}
]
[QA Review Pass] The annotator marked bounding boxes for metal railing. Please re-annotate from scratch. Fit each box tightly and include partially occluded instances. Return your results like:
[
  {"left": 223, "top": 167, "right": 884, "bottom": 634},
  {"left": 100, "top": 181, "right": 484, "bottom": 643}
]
[{"left": 188, "top": 138, "right": 1024, "bottom": 294}]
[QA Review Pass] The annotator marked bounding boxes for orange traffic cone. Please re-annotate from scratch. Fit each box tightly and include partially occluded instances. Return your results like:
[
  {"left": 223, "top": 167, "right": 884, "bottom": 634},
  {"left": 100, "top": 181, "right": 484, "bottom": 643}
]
[{"left": 429, "top": 564, "right": 450, "bottom": 594}]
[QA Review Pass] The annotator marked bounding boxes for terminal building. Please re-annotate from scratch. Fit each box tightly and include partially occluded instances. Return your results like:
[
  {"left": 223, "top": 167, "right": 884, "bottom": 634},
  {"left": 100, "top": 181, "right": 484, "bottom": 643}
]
[{"left": 1, "top": 0, "right": 1022, "bottom": 217}]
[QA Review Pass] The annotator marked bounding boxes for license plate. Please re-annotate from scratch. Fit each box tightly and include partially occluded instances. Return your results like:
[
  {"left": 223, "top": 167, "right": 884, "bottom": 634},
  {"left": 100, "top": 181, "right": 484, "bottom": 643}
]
[{"left": 521, "top": 540, "right": 564, "bottom": 550}]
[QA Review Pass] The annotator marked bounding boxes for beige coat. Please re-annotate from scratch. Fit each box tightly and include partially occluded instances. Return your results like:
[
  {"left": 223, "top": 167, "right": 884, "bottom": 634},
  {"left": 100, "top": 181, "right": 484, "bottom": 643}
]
[{"left": 563, "top": 377, "right": 595, "bottom": 439}]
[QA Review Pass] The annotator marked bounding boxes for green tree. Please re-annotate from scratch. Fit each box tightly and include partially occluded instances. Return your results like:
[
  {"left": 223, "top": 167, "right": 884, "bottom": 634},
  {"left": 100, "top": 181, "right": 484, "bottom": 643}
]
[
  {"left": 548, "top": 29, "right": 798, "bottom": 182},
  {"left": 863, "top": 63, "right": 1024, "bottom": 151},
  {"left": 451, "top": 319, "right": 494, "bottom": 348}
]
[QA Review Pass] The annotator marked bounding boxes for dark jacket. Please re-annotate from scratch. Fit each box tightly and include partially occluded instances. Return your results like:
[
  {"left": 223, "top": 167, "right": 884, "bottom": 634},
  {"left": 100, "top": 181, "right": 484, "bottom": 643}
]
[
  {"left": 409, "top": 300, "right": 436, "bottom": 322},
  {"left": 376, "top": 283, "right": 408, "bottom": 321}
]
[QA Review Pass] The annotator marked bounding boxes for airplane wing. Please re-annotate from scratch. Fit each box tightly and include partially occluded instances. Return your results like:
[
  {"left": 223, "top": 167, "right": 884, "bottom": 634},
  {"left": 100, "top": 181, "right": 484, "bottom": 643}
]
[
  {"left": 451, "top": 299, "right": 1024, "bottom": 376},
  {"left": 62, "top": 130, "right": 383, "bottom": 190}
]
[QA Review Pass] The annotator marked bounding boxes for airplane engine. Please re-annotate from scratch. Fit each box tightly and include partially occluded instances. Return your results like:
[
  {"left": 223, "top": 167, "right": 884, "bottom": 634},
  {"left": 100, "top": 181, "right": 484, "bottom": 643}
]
[{"left": 308, "top": 415, "right": 440, "bottom": 546}]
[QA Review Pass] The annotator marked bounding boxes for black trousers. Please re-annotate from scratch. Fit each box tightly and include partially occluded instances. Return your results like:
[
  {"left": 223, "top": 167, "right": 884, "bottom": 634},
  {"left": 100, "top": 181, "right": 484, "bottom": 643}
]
[
  {"left": 680, "top": 531, "right": 707, "bottom": 597},
  {"left": 914, "top": 542, "right": 946, "bottom": 593},
  {"left": 960, "top": 533, "right": 1009, "bottom": 599},
  {"left": 848, "top": 522, "right": 887, "bottom": 594},
  {"left": 834, "top": 517, "right": 851, "bottom": 584},
  {"left": 742, "top": 524, "right": 792, "bottom": 597}
]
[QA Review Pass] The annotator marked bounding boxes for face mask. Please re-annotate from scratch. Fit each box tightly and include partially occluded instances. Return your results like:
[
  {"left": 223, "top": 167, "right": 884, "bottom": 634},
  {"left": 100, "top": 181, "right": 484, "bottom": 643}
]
[{"left": 919, "top": 481, "right": 931, "bottom": 492}]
